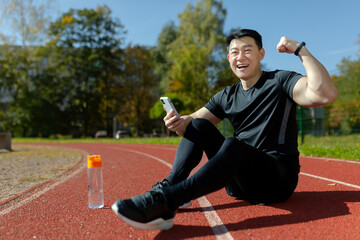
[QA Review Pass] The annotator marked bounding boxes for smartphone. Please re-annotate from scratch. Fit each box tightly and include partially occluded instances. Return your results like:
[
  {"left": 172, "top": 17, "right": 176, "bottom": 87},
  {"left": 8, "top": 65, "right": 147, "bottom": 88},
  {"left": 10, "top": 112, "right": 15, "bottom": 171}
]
[{"left": 160, "top": 97, "right": 179, "bottom": 115}]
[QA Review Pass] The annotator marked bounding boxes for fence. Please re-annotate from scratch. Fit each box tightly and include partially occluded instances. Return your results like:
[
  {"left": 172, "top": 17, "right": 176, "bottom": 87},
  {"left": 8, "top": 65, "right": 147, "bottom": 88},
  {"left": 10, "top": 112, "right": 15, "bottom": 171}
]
[{"left": 216, "top": 106, "right": 360, "bottom": 144}]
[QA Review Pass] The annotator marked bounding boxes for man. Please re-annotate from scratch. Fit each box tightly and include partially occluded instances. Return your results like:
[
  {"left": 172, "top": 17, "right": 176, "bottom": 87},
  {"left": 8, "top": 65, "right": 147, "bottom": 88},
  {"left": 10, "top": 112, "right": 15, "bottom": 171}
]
[{"left": 112, "top": 29, "right": 338, "bottom": 230}]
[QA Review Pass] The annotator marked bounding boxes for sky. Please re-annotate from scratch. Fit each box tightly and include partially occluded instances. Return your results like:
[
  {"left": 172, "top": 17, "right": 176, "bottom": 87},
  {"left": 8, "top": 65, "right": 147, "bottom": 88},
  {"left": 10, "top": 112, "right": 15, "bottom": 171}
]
[{"left": 2, "top": 0, "right": 360, "bottom": 75}]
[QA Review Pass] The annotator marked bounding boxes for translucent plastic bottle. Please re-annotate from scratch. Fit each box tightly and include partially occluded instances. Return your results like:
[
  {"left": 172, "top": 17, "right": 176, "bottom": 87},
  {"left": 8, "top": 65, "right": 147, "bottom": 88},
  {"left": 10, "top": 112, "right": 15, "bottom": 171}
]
[{"left": 87, "top": 155, "right": 104, "bottom": 208}]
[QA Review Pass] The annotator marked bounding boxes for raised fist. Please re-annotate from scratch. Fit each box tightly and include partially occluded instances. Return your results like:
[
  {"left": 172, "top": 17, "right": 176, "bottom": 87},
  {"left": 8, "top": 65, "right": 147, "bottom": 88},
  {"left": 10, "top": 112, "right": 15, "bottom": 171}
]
[{"left": 276, "top": 36, "right": 300, "bottom": 54}]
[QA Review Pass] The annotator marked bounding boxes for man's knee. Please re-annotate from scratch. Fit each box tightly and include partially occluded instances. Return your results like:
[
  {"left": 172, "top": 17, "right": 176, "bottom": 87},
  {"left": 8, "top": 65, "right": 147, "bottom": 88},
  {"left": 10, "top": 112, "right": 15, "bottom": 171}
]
[
  {"left": 191, "top": 118, "right": 213, "bottom": 131},
  {"left": 184, "top": 118, "right": 225, "bottom": 149},
  {"left": 223, "top": 137, "right": 238, "bottom": 144},
  {"left": 221, "top": 137, "right": 241, "bottom": 150}
]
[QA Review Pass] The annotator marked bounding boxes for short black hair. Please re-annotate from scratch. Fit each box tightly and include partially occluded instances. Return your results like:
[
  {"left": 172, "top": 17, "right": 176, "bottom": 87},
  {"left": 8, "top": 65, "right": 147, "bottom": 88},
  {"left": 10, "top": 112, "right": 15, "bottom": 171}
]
[{"left": 226, "top": 28, "right": 263, "bottom": 50}]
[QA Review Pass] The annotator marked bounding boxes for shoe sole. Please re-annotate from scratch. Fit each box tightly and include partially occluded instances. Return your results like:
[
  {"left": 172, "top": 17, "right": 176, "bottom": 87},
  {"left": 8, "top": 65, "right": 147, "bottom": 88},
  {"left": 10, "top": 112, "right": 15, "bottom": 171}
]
[
  {"left": 179, "top": 201, "right": 192, "bottom": 209},
  {"left": 111, "top": 203, "right": 174, "bottom": 230}
]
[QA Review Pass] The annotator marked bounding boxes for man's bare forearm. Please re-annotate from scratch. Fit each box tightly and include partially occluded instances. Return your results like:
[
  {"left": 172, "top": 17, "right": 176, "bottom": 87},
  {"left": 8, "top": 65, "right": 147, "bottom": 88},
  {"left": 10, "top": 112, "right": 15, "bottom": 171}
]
[{"left": 298, "top": 47, "right": 338, "bottom": 105}]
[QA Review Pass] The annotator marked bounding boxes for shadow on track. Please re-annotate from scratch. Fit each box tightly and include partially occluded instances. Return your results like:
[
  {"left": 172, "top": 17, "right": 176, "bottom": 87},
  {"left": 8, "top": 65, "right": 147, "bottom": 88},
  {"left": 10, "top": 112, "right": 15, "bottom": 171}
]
[{"left": 154, "top": 190, "right": 360, "bottom": 239}]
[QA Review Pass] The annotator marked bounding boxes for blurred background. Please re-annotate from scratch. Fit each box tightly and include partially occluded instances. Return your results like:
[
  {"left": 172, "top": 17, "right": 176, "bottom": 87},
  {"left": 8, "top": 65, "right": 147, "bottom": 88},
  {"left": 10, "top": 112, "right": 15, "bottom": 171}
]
[{"left": 0, "top": 0, "right": 359, "bottom": 140}]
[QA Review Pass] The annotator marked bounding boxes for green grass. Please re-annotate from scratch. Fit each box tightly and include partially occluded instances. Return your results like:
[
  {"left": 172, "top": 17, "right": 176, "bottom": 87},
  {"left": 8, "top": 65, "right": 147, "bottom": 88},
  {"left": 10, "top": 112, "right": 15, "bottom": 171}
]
[
  {"left": 13, "top": 137, "right": 183, "bottom": 145},
  {"left": 298, "top": 134, "right": 360, "bottom": 160},
  {"left": 14, "top": 134, "right": 360, "bottom": 161}
]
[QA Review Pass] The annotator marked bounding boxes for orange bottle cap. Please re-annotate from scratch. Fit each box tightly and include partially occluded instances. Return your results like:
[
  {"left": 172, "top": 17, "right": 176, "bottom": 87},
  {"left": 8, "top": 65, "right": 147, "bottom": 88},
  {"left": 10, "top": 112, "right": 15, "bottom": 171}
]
[{"left": 87, "top": 155, "right": 102, "bottom": 168}]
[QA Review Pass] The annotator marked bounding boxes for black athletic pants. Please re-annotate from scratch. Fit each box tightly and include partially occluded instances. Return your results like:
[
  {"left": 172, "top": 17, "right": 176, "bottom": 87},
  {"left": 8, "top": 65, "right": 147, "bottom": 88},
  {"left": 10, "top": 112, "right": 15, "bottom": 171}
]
[{"left": 164, "top": 118, "right": 299, "bottom": 208}]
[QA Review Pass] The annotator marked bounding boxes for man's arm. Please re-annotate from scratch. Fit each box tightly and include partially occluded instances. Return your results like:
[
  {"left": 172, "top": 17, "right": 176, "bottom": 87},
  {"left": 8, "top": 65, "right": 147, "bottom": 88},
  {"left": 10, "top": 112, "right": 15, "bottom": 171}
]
[
  {"left": 277, "top": 37, "right": 338, "bottom": 107},
  {"left": 163, "top": 107, "right": 221, "bottom": 136}
]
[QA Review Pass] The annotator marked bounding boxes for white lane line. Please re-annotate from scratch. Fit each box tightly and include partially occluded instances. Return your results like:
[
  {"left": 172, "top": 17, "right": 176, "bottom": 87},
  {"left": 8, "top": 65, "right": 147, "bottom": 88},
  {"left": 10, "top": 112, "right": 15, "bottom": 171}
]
[
  {"left": 300, "top": 172, "right": 360, "bottom": 190},
  {"left": 130, "top": 145, "right": 178, "bottom": 151},
  {"left": 0, "top": 150, "right": 88, "bottom": 216},
  {"left": 197, "top": 197, "right": 235, "bottom": 240},
  {"left": 110, "top": 146, "right": 234, "bottom": 240},
  {"left": 119, "top": 148, "right": 173, "bottom": 169},
  {"left": 301, "top": 156, "right": 360, "bottom": 165}
]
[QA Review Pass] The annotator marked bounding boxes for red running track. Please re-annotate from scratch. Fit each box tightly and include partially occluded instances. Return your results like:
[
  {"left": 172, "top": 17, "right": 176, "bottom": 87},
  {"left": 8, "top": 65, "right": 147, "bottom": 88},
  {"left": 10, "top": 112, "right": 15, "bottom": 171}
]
[{"left": 1, "top": 142, "right": 359, "bottom": 239}]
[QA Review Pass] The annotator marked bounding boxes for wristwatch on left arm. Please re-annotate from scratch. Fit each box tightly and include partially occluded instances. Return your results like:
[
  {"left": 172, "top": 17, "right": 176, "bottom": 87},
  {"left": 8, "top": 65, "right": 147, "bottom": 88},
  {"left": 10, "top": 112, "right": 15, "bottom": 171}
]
[{"left": 294, "top": 42, "right": 306, "bottom": 56}]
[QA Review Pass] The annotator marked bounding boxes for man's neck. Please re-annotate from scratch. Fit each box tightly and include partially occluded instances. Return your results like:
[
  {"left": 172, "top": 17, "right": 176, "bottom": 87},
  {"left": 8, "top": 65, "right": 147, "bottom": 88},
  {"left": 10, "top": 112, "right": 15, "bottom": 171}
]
[{"left": 240, "top": 70, "right": 263, "bottom": 90}]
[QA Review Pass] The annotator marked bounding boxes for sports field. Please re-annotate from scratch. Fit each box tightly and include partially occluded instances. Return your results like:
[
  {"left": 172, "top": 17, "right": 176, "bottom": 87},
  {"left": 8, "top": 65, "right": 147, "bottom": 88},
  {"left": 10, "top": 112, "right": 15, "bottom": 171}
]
[{"left": 1, "top": 142, "right": 359, "bottom": 239}]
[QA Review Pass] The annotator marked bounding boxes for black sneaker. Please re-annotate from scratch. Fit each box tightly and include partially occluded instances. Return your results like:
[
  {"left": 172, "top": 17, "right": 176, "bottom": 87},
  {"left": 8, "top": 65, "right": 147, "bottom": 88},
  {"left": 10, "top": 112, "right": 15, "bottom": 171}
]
[
  {"left": 151, "top": 179, "right": 192, "bottom": 209},
  {"left": 151, "top": 179, "right": 171, "bottom": 190},
  {"left": 111, "top": 190, "right": 176, "bottom": 230}
]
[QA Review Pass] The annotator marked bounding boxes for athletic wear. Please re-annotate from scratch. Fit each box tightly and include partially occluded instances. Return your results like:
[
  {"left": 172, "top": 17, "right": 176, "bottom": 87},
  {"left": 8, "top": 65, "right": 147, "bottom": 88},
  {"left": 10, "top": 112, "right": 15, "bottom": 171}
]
[
  {"left": 205, "top": 70, "right": 302, "bottom": 168},
  {"left": 112, "top": 70, "right": 303, "bottom": 229},
  {"left": 165, "top": 70, "right": 302, "bottom": 205},
  {"left": 112, "top": 189, "right": 176, "bottom": 230},
  {"left": 151, "top": 179, "right": 192, "bottom": 208},
  {"left": 152, "top": 179, "right": 171, "bottom": 190},
  {"left": 165, "top": 119, "right": 299, "bottom": 206}
]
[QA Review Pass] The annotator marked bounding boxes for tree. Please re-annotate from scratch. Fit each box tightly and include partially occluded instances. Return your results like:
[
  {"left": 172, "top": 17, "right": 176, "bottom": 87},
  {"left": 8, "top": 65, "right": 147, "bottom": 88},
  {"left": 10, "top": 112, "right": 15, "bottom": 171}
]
[
  {"left": 0, "top": 0, "right": 55, "bottom": 136},
  {"left": 152, "top": 21, "right": 178, "bottom": 93},
  {"left": 121, "top": 44, "right": 161, "bottom": 135},
  {"left": 0, "top": 0, "right": 54, "bottom": 46},
  {"left": 166, "top": 0, "right": 227, "bottom": 112},
  {"left": 46, "top": 5, "right": 126, "bottom": 136},
  {"left": 328, "top": 57, "right": 360, "bottom": 133},
  {"left": 149, "top": 94, "right": 185, "bottom": 136}
]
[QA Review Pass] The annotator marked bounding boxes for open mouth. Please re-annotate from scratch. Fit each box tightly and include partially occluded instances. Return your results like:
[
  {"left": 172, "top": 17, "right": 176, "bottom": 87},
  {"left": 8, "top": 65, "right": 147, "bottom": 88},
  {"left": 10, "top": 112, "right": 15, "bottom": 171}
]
[{"left": 236, "top": 64, "right": 248, "bottom": 70}]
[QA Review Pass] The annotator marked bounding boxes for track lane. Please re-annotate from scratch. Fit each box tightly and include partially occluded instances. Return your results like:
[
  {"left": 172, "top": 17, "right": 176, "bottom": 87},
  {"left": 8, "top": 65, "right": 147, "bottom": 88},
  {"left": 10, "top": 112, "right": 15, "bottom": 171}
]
[
  {"left": 205, "top": 174, "right": 360, "bottom": 240},
  {"left": 1, "top": 143, "right": 359, "bottom": 240},
  {"left": 106, "top": 145, "right": 234, "bottom": 240},
  {"left": 1, "top": 143, "right": 219, "bottom": 240},
  {"left": 300, "top": 156, "right": 360, "bottom": 186}
]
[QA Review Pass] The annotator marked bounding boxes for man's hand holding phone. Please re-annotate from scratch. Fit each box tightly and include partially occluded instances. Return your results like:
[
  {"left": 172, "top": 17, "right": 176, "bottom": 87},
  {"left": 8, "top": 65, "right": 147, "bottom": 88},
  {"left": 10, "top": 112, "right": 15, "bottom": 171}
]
[
  {"left": 163, "top": 110, "right": 185, "bottom": 134},
  {"left": 160, "top": 97, "right": 186, "bottom": 136}
]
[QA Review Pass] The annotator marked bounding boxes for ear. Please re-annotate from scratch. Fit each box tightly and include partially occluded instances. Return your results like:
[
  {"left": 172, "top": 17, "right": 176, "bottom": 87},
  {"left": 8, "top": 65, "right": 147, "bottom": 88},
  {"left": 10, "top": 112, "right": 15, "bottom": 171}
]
[
  {"left": 227, "top": 54, "right": 231, "bottom": 64},
  {"left": 259, "top": 48, "right": 265, "bottom": 60}
]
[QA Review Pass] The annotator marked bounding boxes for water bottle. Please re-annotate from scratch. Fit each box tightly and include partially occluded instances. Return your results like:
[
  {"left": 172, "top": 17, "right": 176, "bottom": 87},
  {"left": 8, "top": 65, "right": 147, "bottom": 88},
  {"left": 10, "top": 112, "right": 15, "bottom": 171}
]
[{"left": 87, "top": 155, "right": 104, "bottom": 208}]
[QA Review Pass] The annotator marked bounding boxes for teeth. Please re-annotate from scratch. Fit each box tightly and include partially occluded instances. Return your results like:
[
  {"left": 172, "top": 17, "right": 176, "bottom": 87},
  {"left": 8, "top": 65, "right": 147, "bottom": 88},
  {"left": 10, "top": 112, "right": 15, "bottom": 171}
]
[{"left": 237, "top": 65, "right": 248, "bottom": 69}]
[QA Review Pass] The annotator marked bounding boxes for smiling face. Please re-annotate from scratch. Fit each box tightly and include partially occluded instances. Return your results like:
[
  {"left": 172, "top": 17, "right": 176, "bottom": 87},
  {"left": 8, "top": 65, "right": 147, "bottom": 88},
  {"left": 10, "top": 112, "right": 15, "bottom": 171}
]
[{"left": 227, "top": 36, "right": 265, "bottom": 88}]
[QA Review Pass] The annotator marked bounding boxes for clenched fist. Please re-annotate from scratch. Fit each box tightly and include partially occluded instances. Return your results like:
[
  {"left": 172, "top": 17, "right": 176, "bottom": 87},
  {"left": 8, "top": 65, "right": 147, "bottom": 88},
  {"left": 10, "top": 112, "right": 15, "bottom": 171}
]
[{"left": 276, "top": 36, "right": 300, "bottom": 54}]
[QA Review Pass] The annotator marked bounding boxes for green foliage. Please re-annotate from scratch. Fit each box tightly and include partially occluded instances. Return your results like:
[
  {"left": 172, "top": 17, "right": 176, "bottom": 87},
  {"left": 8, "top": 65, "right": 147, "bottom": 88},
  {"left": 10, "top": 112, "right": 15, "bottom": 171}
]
[
  {"left": 0, "top": 4, "right": 165, "bottom": 138},
  {"left": 152, "top": 21, "right": 178, "bottom": 93},
  {"left": 46, "top": 5, "right": 126, "bottom": 136},
  {"left": 120, "top": 45, "right": 161, "bottom": 134},
  {"left": 149, "top": 101, "right": 165, "bottom": 120},
  {"left": 0, "top": 45, "right": 51, "bottom": 136},
  {"left": 2, "top": 0, "right": 359, "bottom": 140},
  {"left": 212, "top": 56, "right": 238, "bottom": 94},
  {"left": 328, "top": 57, "right": 360, "bottom": 133},
  {"left": 149, "top": 95, "right": 185, "bottom": 119},
  {"left": 215, "top": 118, "right": 234, "bottom": 138},
  {"left": 163, "top": 0, "right": 228, "bottom": 112}
]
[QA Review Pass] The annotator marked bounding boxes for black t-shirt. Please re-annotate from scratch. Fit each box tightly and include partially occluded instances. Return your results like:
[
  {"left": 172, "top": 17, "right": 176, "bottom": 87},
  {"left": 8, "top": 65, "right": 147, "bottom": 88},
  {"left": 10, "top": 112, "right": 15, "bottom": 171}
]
[{"left": 205, "top": 70, "right": 302, "bottom": 168}]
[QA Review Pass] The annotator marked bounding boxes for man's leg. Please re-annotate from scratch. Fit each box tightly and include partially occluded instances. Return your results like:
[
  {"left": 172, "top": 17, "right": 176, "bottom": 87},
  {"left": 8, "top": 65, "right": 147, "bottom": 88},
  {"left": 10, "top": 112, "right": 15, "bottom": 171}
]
[
  {"left": 165, "top": 138, "right": 298, "bottom": 207},
  {"left": 226, "top": 141, "right": 298, "bottom": 204},
  {"left": 112, "top": 119, "right": 226, "bottom": 229},
  {"left": 112, "top": 120, "right": 298, "bottom": 229},
  {"left": 167, "top": 118, "right": 225, "bottom": 185}
]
